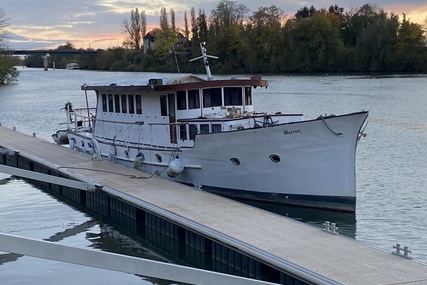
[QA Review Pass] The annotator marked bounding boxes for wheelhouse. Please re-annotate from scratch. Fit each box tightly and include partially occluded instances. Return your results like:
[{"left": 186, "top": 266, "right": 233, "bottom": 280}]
[{"left": 81, "top": 76, "right": 273, "bottom": 148}]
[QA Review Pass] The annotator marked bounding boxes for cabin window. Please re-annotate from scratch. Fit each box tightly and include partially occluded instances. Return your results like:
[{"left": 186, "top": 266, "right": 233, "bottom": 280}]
[
  {"left": 188, "top": 89, "right": 200, "bottom": 109},
  {"left": 177, "top": 91, "right": 186, "bottom": 110},
  {"left": 189, "top": 124, "right": 198, "bottom": 140},
  {"left": 224, "top": 87, "right": 242, "bottom": 105},
  {"left": 128, "top": 95, "right": 135, "bottom": 114},
  {"left": 108, "top": 94, "right": 114, "bottom": 112},
  {"left": 160, "top": 95, "right": 167, "bottom": 116},
  {"left": 200, "top": 124, "right": 209, "bottom": 134},
  {"left": 212, "top": 124, "right": 222, "bottom": 133},
  {"left": 203, "top": 88, "right": 222, "bottom": 107},
  {"left": 102, "top": 94, "right": 107, "bottom": 112},
  {"left": 121, "top": 94, "right": 128, "bottom": 113},
  {"left": 114, "top": 94, "right": 121, "bottom": 113},
  {"left": 179, "top": 124, "right": 187, "bottom": 140},
  {"left": 135, "top": 95, "right": 142, "bottom": 114},
  {"left": 245, "top": 87, "right": 252, "bottom": 105}
]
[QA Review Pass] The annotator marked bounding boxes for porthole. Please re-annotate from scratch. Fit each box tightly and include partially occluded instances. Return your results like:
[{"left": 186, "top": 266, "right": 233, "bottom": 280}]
[
  {"left": 230, "top": 157, "right": 240, "bottom": 166},
  {"left": 270, "top": 154, "right": 281, "bottom": 163},
  {"left": 155, "top": 154, "right": 162, "bottom": 163}
]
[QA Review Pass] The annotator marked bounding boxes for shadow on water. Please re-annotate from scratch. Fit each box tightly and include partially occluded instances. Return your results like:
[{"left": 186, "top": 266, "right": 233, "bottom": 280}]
[{"left": 235, "top": 199, "right": 357, "bottom": 239}]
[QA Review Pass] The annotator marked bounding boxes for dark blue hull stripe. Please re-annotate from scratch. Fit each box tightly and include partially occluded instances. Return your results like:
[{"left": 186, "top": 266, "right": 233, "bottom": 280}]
[{"left": 192, "top": 185, "right": 356, "bottom": 212}]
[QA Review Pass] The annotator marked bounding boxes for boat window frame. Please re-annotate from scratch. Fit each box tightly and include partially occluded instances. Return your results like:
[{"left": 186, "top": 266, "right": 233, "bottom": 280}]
[
  {"left": 108, "top": 94, "right": 114, "bottom": 112},
  {"left": 188, "top": 89, "right": 200, "bottom": 109},
  {"left": 102, "top": 94, "right": 107, "bottom": 112},
  {"left": 200, "top": 124, "right": 209, "bottom": 134},
  {"left": 114, "top": 94, "right": 121, "bottom": 113},
  {"left": 121, "top": 94, "right": 128, "bottom": 113},
  {"left": 177, "top": 90, "right": 187, "bottom": 110},
  {"left": 203, "top": 87, "right": 222, "bottom": 108},
  {"left": 160, "top": 95, "right": 167, "bottom": 116},
  {"left": 212, "top": 124, "right": 222, "bottom": 133},
  {"left": 245, "top": 87, "right": 252, "bottom": 106},
  {"left": 135, "top": 94, "right": 142, "bottom": 114},
  {"left": 224, "top": 87, "right": 243, "bottom": 106},
  {"left": 128, "top": 94, "right": 135, "bottom": 114}
]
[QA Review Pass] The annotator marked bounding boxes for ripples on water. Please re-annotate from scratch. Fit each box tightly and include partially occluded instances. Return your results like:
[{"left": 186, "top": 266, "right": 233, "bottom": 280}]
[
  {"left": 0, "top": 173, "right": 155, "bottom": 284},
  {"left": 255, "top": 74, "right": 427, "bottom": 263},
  {"left": 1, "top": 69, "right": 426, "bottom": 284}
]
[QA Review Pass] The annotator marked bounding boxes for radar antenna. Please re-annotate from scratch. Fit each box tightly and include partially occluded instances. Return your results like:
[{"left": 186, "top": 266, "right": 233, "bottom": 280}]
[{"left": 189, "top": 42, "right": 218, "bottom": 80}]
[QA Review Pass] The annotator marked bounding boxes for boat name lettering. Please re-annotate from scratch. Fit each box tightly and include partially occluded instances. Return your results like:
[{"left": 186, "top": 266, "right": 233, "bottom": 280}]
[{"left": 283, "top": 130, "right": 301, "bottom": 135}]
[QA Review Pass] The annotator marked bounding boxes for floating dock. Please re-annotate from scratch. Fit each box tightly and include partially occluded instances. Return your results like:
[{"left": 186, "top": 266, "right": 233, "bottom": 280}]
[{"left": 1, "top": 125, "right": 427, "bottom": 285}]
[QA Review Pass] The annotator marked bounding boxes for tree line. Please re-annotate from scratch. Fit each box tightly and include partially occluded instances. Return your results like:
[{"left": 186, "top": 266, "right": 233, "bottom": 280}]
[
  {"left": 0, "top": 8, "right": 19, "bottom": 84},
  {"left": 19, "top": 1, "right": 427, "bottom": 75}
]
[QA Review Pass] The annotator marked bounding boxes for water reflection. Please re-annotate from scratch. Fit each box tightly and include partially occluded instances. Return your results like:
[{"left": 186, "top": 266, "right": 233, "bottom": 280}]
[
  {"left": 87, "top": 223, "right": 188, "bottom": 285},
  {"left": 0, "top": 176, "right": 14, "bottom": 185},
  {"left": 237, "top": 199, "right": 356, "bottom": 238}
]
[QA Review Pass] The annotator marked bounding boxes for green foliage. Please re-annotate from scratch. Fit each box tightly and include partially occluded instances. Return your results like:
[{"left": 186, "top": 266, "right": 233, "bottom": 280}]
[
  {"left": 0, "top": 55, "right": 19, "bottom": 84},
  {"left": 153, "top": 29, "right": 176, "bottom": 58},
  {"left": 291, "top": 13, "right": 344, "bottom": 72},
  {"left": 394, "top": 14, "right": 427, "bottom": 71},
  {"left": 0, "top": 7, "right": 19, "bottom": 84},
  {"left": 22, "top": 2, "right": 427, "bottom": 74}
]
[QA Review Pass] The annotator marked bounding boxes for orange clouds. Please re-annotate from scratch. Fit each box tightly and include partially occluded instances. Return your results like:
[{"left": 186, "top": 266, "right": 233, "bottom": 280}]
[{"left": 384, "top": 3, "right": 427, "bottom": 25}]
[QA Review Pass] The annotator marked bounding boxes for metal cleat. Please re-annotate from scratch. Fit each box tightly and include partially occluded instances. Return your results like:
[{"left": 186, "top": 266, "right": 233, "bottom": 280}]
[
  {"left": 392, "top": 243, "right": 412, "bottom": 259},
  {"left": 323, "top": 221, "right": 339, "bottom": 235}
]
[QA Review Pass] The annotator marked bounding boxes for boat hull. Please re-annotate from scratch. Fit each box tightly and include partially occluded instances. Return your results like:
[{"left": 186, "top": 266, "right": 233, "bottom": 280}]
[
  {"left": 67, "top": 111, "right": 368, "bottom": 212},
  {"left": 200, "top": 186, "right": 356, "bottom": 212}
]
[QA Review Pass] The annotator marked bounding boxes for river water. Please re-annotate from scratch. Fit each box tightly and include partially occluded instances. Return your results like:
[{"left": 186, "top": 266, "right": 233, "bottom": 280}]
[{"left": 1, "top": 68, "right": 426, "bottom": 284}]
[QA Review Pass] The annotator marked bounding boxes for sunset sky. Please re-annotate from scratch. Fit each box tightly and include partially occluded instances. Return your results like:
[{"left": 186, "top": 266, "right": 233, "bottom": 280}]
[{"left": 2, "top": 0, "right": 426, "bottom": 50}]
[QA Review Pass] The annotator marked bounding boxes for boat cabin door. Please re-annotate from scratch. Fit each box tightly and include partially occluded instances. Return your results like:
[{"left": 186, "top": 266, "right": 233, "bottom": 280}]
[{"left": 168, "top": 93, "right": 177, "bottom": 144}]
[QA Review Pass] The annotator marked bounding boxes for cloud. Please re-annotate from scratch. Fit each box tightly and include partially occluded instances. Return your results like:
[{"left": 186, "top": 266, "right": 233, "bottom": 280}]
[{"left": 2, "top": 0, "right": 426, "bottom": 50}]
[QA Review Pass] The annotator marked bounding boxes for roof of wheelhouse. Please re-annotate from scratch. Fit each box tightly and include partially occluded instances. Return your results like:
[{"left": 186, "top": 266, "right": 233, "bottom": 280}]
[{"left": 81, "top": 74, "right": 268, "bottom": 93}]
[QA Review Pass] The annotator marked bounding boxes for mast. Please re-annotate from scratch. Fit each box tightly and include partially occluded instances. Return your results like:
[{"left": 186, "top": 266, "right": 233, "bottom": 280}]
[{"left": 189, "top": 42, "right": 218, "bottom": 80}]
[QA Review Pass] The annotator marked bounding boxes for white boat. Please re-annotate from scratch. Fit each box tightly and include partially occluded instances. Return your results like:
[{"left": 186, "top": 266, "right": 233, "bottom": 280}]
[
  {"left": 66, "top": 62, "right": 80, "bottom": 70},
  {"left": 53, "top": 42, "right": 368, "bottom": 212}
]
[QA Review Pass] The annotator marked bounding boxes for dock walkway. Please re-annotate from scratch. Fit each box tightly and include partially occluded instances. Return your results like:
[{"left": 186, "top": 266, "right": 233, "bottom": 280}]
[{"left": 1, "top": 125, "right": 427, "bottom": 285}]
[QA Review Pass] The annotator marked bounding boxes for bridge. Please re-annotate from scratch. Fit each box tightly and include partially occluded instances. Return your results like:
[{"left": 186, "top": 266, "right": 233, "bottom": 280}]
[
  {"left": 0, "top": 49, "right": 104, "bottom": 70},
  {"left": 2, "top": 49, "right": 103, "bottom": 55}
]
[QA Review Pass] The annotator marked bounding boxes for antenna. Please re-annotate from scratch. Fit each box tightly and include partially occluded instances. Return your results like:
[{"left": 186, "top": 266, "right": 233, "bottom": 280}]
[
  {"left": 189, "top": 42, "right": 218, "bottom": 80},
  {"left": 172, "top": 45, "right": 181, "bottom": 82}
]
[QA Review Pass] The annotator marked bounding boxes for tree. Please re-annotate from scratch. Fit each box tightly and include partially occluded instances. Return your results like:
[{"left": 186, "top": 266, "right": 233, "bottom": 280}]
[
  {"left": 0, "top": 8, "right": 18, "bottom": 84},
  {"left": 394, "top": 14, "right": 427, "bottom": 71},
  {"left": 0, "top": 8, "right": 8, "bottom": 49},
  {"left": 190, "top": 7, "right": 197, "bottom": 41},
  {"left": 247, "top": 5, "right": 284, "bottom": 72},
  {"left": 342, "top": 4, "right": 399, "bottom": 71},
  {"left": 290, "top": 12, "right": 344, "bottom": 72},
  {"left": 196, "top": 9, "right": 208, "bottom": 41},
  {"left": 184, "top": 11, "right": 190, "bottom": 39},
  {"left": 122, "top": 8, "right": 146, "bottom": 49},
  {"left": 209, "top": 0, "right": 248, "bottom": 72},
  {"left": 152, "top": 7, "right": 176, "bottom": 58},
  {"left": 295, "top": 5, "right": 317, "bottom": 20},
  {"left": 159, "top": 7, "right": 168, "bottom": 31},
  {"left": 329, "top": 4, "right": 344, "bottom": 16},
  {"left": 170, "top": 8, "right": 176, "bottom": 34}
]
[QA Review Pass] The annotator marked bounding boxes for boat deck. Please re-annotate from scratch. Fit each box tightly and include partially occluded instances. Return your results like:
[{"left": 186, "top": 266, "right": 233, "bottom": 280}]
[{"left": 1, "top": 125, "right": 427, "bottom": 285}]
